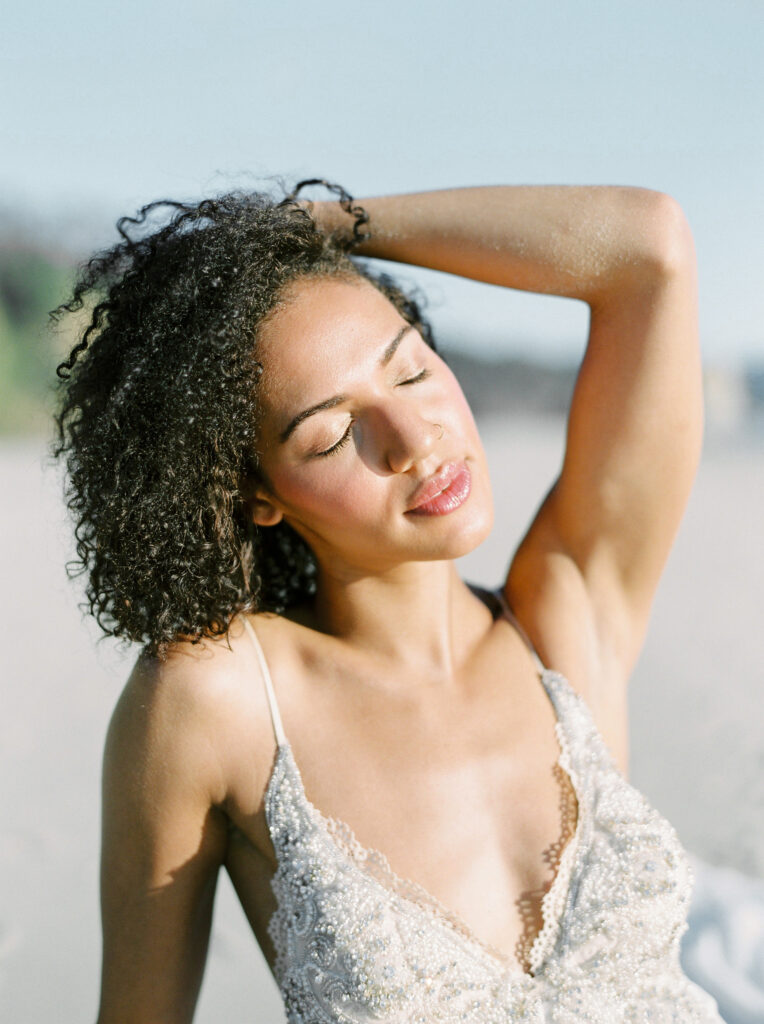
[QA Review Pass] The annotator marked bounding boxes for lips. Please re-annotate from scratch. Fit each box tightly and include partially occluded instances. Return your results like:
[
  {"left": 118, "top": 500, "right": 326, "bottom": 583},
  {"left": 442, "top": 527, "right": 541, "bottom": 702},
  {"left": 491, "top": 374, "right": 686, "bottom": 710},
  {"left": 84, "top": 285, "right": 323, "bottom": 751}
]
[{"left": 405, "top": 461, "right": 471, "bottom": 516}]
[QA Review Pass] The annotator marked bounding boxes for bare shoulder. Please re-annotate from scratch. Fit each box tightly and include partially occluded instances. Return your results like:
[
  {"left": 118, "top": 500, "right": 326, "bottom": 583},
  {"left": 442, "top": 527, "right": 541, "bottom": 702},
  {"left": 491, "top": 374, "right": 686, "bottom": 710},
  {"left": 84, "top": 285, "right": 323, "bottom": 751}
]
[{"left": 108, "top": 614, "right": 291, "bottom": 814}]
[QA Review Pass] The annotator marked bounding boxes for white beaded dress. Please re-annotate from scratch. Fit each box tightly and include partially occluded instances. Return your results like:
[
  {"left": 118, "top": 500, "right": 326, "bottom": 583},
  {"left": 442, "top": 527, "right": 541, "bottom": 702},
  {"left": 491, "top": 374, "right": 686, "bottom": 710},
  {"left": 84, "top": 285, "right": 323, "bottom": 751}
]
[{"left": 240, "top": 592, "right": 725, "bottom": 1023}]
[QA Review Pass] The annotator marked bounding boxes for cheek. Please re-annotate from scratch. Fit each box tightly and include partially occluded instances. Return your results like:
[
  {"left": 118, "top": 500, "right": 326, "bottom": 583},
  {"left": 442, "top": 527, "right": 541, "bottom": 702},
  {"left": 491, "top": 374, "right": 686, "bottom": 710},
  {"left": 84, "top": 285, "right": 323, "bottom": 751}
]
[{"left": 272, "top": 461, "right": 376, "bottom": 524}]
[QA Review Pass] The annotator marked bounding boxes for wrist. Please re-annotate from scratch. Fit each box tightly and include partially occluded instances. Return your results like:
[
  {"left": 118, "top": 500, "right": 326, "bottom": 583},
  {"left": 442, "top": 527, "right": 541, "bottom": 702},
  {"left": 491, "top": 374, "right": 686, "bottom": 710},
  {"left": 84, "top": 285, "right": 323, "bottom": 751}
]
[{"left": 307, "top": 199, "right": 349, "bottom": 238}]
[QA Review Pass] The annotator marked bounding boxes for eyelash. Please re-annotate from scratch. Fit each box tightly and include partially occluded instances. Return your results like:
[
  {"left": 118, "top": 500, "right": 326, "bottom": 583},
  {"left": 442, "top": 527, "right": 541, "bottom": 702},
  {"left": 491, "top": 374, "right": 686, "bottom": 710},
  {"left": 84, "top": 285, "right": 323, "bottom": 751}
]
[{"left": 315, "top": 368, "right": 432, "bottom": 458}]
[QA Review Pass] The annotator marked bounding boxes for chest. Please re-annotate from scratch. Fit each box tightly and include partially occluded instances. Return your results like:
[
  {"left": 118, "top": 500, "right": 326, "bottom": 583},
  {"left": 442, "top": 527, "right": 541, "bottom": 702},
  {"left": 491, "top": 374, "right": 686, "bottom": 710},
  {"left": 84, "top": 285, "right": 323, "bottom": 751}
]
[
  {"left": 226, "top": 648, "right": 579, "bottom": 973},
  {"left": 260, "top": 737, "right": 700, "bottom": 1023}
]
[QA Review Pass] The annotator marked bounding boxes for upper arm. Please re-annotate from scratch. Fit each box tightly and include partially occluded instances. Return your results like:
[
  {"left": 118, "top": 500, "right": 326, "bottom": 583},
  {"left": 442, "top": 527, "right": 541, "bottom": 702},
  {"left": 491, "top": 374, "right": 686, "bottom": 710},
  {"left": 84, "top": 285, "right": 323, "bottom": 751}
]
[
  {"left": 97, "top": 654, "right": 230, "bottom": 1024},
  {"left": 511, "top": 195, "right": 703, "bottom": 686}
]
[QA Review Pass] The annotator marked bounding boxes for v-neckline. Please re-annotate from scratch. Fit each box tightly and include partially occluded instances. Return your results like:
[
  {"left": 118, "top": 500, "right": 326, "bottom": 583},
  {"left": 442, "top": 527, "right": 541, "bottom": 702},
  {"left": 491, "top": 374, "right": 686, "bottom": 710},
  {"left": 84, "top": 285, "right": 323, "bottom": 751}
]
[{"left": 264, "top": 665, "right": 586, "bottom": 981}]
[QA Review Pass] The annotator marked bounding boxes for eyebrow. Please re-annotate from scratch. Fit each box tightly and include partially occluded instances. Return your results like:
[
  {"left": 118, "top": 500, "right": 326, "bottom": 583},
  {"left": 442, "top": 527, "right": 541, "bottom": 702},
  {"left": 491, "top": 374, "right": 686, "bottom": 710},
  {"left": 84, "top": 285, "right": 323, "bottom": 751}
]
[{"left": 278, "top": 324, "right": 414, "bottom": 443}]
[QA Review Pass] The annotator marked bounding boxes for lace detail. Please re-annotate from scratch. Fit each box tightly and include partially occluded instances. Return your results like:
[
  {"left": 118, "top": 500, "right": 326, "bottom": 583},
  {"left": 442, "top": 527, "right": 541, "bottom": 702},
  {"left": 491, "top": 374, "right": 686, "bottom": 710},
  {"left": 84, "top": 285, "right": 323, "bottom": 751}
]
[
  {"left": 262, "top": 667, "right": 725, "bottom": 1022},
  {"left": 516, "top": 729, "right": 581, "bottom": 974}
]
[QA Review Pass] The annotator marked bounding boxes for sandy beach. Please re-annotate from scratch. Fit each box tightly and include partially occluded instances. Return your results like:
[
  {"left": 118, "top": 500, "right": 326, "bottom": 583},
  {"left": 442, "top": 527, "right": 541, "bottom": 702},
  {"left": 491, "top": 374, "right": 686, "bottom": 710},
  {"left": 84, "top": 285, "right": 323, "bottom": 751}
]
[{"left": 1, "top": 415, "right": 762, "bottom": 1022}]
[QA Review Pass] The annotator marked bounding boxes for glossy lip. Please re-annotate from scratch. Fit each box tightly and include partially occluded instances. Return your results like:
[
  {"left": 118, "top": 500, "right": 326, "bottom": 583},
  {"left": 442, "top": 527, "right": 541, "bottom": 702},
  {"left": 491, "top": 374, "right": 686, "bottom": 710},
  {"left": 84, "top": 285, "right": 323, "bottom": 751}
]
[{"left": 405, "top": 460, "right": 470, "bottom": 514}]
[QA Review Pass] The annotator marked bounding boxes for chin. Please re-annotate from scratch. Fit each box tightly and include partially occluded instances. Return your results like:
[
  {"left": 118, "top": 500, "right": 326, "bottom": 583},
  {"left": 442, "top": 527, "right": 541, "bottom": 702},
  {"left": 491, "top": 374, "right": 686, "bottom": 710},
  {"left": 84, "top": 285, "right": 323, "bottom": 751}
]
[
  {"left": 454, "top": 506, "right": 495, "bottom": 558},
  {"left": 424, "top": 493, "right": 495, "bottom": 562}
]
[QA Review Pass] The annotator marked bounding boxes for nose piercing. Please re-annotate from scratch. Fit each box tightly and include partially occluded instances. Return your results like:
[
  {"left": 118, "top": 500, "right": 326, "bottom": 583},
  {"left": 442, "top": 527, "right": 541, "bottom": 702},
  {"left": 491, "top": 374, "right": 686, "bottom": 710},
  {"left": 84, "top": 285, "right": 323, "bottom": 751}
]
[{"left": 433, "top": 423, "right": 444, "bottom": 440}]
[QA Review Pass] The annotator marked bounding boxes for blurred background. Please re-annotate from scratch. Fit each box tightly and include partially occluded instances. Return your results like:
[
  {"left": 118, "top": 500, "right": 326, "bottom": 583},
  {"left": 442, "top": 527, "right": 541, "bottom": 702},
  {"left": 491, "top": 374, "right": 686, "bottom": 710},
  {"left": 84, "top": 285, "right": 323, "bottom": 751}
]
[{"left": 1, "top": 1, "right": 762, "bottom": 1021}]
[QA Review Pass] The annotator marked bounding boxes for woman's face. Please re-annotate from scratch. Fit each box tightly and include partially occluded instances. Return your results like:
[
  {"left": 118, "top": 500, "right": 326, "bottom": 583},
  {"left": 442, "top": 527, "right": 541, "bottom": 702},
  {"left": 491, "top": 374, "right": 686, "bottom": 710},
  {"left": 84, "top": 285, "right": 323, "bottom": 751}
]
[{"left": 251, "top": 276, "right": 494, "bottom": 579}]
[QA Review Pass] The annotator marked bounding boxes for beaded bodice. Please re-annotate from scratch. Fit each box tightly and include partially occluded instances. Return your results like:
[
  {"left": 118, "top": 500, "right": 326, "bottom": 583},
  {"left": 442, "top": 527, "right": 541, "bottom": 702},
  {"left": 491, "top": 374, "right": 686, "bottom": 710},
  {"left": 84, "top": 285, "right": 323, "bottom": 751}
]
[{"left": 242, "top": 606, "right": 725, "bottom": 1023}]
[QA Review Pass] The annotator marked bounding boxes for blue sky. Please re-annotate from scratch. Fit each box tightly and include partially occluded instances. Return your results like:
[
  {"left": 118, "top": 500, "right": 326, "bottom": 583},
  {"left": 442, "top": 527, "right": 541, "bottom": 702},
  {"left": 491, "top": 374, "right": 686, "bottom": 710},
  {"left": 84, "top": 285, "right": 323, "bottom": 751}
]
[{"left": 3, "top": 0, "right": 762, "bottom": 364}]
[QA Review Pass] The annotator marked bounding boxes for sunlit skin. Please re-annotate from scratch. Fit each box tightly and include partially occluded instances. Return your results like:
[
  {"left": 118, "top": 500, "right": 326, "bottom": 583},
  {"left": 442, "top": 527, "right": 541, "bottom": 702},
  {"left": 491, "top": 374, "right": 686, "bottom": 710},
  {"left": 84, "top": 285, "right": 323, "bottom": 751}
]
[{"left": 249, "top": 276, "right": 496, "bottom": 666}]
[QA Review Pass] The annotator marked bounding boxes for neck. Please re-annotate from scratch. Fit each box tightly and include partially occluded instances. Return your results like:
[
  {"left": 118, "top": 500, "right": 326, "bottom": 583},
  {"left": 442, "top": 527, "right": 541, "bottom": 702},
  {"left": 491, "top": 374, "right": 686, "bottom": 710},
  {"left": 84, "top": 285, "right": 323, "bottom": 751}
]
[{"left": 310, "top": 559, "right": 493, "bottom": 681}]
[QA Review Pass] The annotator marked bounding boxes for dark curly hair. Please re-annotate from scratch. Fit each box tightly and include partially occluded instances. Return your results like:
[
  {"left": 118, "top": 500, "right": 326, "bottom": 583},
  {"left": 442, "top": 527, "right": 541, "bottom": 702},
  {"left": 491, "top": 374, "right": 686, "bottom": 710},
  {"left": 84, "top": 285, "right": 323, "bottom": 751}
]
[{"left": 51, "top": 180, "right": 438, "bottom": 656}]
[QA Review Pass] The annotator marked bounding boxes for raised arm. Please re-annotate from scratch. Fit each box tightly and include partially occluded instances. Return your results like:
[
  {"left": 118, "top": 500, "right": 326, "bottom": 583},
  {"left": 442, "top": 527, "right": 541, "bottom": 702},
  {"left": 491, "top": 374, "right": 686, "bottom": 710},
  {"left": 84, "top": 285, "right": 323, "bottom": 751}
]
[
  {"left": 314, "top": 185, "right": 701, "bottom": 724},
  {"left": 97, "top": 654, "right": 230, "bottom": 1024}
]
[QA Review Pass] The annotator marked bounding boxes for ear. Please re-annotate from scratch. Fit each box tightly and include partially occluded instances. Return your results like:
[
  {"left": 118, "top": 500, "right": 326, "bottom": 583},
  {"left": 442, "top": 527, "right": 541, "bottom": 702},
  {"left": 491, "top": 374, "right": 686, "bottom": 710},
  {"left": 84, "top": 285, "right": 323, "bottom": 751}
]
[
  {"left": 250, "top": 493, "right": 284, "bottom": 527},
  {"left": 249, "top": 495, "right": 282, "bottom": 528},
  {"left": 242, "top": 475, "right": 284, "bottom": 527}
]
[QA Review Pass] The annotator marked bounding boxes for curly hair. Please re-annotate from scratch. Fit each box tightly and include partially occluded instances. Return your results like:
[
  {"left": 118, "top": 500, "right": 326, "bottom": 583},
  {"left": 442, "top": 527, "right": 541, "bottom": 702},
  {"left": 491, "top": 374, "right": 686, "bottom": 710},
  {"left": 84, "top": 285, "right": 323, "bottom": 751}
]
[{"left": 51, "top": 181, "right": 438, "bottom": 657}]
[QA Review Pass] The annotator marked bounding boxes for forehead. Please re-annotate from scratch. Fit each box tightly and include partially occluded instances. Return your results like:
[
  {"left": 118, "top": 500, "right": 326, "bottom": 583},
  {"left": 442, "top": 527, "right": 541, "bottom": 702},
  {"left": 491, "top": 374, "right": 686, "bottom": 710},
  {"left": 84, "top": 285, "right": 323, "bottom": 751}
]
[{"left": 256, "top": 276, "right": 409, "bottom": 408}]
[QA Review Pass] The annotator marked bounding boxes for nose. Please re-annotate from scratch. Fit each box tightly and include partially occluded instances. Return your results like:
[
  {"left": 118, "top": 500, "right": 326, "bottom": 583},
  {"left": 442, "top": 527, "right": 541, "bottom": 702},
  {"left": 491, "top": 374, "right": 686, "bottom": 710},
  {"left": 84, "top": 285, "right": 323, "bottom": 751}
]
[{"left": 379, "top": 403, "right": 442, "bottom": 474}]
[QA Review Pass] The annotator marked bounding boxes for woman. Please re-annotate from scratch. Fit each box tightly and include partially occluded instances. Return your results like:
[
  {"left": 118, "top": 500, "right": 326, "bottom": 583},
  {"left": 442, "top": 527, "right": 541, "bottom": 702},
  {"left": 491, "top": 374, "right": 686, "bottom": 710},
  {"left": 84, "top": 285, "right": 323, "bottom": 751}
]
[{"left": 54, "top": 181, "right": 724, "bottom": 1022}]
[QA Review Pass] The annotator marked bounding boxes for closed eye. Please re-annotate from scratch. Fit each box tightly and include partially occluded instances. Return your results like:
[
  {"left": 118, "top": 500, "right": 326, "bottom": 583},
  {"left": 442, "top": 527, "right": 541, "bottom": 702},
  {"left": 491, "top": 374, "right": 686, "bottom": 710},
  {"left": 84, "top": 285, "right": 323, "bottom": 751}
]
[
  {"left": 315, "top": 423, "right": 353, "bottom": 458},
  {"left": 399, "top": 368, "right": 432, "bottom": 386}
]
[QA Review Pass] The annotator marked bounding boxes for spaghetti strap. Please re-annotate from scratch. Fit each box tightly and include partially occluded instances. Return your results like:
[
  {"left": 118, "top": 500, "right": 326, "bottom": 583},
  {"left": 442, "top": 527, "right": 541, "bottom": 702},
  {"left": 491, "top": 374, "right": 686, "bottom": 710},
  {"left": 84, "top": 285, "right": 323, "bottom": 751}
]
[
  {"left": 241, "top": 616, "right": 287, "bottom": 748},
  {"left": 493, "top": 588, "right": 547, "bottom": 676}
]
